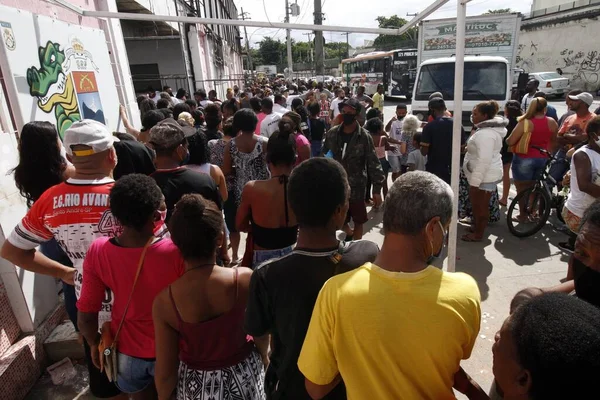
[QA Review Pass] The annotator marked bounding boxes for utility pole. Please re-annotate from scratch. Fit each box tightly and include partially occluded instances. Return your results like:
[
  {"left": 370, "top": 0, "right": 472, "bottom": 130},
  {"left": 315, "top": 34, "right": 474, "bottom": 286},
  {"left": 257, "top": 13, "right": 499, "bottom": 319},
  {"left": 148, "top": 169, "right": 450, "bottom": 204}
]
[
  {"left": 314, "top": 0, "right": 324, "bottom": 75},
  {"left": 340, "top": 32, "right": 350, "bottom": 59},
  {"left": 240, "top": 8, "right": 254, "bottom": 78},
  {"left": 285, "top": 0, "right": 293, "bottom": 76},
  {"left": 302, "top": 32, "right": 313, "bottom": 62}
]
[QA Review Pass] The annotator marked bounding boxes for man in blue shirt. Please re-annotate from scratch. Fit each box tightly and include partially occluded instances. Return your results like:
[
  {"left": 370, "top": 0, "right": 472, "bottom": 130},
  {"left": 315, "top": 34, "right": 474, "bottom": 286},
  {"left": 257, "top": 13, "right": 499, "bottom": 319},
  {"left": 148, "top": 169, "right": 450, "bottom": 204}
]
[
  {"left": 420, "top": 98, "right": 466, "bottom": 184},
  {"left": 535, "top": 91, "right": 558, "bottom": 122}
]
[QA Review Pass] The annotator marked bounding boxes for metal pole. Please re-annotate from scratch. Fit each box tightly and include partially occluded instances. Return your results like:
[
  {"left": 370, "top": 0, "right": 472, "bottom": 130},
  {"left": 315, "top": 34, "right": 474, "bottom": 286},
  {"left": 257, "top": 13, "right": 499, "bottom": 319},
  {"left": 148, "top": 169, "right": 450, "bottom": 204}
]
[
  {"left": 240, "top": 8, "right": 254, "bottom": 76},
  {"left": 447, "top": 0, "right": 469, "bottom": 273},
  {"left": 285, "top": 0, "right": 293, "bottom": 75},
  {"left": 314, "top": 0, "right": 324, "bottom": 75},
  {"left": 80, "top": 9, "right": 449, "bottom": 36}
]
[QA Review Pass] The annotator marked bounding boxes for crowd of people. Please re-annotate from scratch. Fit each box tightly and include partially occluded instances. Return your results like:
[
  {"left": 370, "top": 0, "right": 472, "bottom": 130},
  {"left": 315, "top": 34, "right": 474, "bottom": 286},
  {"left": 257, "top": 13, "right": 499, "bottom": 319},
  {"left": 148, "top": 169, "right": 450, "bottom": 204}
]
[{"left": 1, "top": 75, "right": 600, "bottom": 400}]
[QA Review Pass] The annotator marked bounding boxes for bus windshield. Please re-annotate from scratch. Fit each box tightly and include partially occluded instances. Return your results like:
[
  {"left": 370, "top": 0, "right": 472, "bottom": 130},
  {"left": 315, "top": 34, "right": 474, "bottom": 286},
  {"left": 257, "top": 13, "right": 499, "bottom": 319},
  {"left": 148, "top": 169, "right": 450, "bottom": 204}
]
[{"left": 415, "top": 61, "right": 507, "bottom": 101}]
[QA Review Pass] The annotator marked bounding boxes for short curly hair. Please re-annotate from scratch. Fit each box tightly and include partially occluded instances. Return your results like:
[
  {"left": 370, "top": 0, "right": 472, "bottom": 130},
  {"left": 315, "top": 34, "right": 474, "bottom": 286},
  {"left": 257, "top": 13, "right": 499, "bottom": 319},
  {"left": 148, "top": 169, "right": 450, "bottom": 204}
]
[
  {"left": 509, "top": 292, "right": 600, "bottom": 399},
  {"left": 110, "top": 174, "right": 163, "bottom": 231},
  {"left": 289, "top": 158, "right": 349, "bottom": 227},
  {"left": 169, "top": 194, "right": 223, "bottom": 260}
]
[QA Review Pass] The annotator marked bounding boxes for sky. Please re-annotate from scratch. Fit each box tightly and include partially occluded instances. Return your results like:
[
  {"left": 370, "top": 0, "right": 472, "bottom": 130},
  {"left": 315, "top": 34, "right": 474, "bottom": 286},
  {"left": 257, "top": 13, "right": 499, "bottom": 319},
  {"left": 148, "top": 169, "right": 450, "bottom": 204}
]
[{"left": 234, "top": 0, "right": 533, "bottom": 48}]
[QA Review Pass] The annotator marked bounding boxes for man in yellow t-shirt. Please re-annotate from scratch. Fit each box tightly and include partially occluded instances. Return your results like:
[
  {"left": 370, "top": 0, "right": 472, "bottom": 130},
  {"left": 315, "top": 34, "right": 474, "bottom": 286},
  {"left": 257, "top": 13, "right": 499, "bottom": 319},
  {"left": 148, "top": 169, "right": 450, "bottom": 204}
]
[
  {"left": 372, "top": 83, "right": 385, "bottom": 112},
  {"left": 298, "top": 171, "right": 482, "bottom": 400}
]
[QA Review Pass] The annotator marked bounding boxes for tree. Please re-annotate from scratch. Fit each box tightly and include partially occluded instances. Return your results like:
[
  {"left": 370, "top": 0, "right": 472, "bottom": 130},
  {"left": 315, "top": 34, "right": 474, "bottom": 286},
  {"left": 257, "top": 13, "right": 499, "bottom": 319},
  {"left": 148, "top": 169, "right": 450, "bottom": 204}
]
[
  {"left": 373, "top": 15, "right": 418, "bottom": 51},
  {"left": 255, "top": 37, "right": 286, "bottom": 66},
  {"left": 484, "top": 8, "right": 513, "bottom": 14}
]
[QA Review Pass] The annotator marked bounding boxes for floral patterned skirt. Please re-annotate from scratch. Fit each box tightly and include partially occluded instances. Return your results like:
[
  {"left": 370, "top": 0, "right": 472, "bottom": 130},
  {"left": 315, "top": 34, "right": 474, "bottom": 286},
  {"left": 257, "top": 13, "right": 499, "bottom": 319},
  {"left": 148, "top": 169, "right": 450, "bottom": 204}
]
[{"left": 458, "top": 169, "right": 500, "bottom": 223}]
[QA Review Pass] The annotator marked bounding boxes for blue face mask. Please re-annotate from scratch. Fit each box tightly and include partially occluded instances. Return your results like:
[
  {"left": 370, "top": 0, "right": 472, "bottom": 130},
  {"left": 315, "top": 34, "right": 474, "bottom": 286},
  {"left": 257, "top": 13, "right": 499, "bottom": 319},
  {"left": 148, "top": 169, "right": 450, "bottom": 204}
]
[{"left": 426, "top": 221, "right": 448, "bottom": 264}]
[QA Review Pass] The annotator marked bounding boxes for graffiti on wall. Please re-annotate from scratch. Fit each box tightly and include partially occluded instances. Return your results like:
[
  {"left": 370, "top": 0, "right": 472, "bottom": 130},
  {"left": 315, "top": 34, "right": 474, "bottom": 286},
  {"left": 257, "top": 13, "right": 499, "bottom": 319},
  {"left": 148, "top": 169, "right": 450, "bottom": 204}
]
[
  {"left": 516, "top": 39, "right": 600, "bottom": 91},
  {"left": 26, "top": 39, "right": 105, "bottom": 139}
]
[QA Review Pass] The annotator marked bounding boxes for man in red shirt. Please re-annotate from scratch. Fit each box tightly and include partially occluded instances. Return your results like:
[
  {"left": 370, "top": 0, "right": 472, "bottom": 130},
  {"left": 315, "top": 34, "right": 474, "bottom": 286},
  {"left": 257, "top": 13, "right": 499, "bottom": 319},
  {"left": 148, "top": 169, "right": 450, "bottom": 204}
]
[{"left": 1, "top": 119, "right": 124, "bottom": 399}]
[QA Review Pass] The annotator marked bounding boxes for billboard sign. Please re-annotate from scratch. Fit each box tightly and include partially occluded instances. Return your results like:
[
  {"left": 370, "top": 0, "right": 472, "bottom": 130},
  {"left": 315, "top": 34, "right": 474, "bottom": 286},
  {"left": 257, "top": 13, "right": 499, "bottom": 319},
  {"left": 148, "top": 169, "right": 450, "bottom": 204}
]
[{"left": 422, "top": 17, "right": 516, "bottom": 51}]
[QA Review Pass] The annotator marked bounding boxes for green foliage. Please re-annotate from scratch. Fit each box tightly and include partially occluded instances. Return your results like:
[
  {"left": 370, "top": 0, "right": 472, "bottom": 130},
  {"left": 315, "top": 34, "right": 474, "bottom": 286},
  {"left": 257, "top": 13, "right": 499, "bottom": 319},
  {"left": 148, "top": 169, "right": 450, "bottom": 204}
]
[
  {"left": 373, "top": 15, "right": 418, "bottom": 51},
  {"left": 484, "top": 8, "right": 513, "bottom": 14},
  {"left": 250, "top": 37, "right": 350, "bottom": 66},
  {"left": 255, "top": 37, "right": 286, "bottom": 66}
]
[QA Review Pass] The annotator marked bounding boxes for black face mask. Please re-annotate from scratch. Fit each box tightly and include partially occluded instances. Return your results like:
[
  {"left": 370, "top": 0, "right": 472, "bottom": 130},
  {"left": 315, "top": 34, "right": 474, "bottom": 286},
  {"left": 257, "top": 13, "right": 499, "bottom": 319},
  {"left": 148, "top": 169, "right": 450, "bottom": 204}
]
[{"left": 342, "top": 114, "right": 356, "bottom": 126}]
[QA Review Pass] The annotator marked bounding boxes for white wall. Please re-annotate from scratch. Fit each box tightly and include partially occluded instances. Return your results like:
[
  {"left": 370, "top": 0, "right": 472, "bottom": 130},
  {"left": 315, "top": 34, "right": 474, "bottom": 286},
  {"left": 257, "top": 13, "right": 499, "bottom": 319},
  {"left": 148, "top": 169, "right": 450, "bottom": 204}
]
[
  {"left": 531, "top": 0, "right": 573, "bottom": 12},
  {"left": 125, "top": 39, "right": 187, "bottom": 92},
  {"left": 517, "top": 11, "right": 600, "bottom": 92}
]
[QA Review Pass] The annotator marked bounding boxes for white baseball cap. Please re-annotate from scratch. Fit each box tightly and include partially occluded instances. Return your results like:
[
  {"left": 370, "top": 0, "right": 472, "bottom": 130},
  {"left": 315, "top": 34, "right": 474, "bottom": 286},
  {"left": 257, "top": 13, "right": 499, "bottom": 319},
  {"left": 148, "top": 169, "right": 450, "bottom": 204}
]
[
  {"left": 63, "top": 119, "right": 119, "bottom": 157},
  {"left": 568, "top": 92, "right": 594, "bottom": 106}
]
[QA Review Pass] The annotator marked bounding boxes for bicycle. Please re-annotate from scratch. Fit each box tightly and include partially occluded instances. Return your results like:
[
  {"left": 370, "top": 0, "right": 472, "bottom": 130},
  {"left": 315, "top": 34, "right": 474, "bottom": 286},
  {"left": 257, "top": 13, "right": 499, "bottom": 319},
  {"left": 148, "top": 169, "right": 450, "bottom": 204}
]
[{"left": 506, "top": 146, "right": 567, "bottom": 237}]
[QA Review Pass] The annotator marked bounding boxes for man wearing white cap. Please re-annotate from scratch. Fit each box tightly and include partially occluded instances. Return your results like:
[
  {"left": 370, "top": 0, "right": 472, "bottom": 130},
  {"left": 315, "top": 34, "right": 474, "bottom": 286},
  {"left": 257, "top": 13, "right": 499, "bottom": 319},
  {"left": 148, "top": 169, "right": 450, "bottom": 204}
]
[
  {"left": 1, "top": 119, "right": 124, "bottom": 399},
  {"left": 558, "top": 92, "right": 596, "bottom": 147}
]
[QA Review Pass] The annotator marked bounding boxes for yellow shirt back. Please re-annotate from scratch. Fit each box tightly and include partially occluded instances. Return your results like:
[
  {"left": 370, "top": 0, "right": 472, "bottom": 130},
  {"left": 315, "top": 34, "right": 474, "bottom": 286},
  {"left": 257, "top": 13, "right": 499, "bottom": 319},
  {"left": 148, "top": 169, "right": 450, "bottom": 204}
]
[
  {"left": 298, "top": 263, "right": 481, "bottom": 400},
  {"left": 372, "top": 93, "right": 384, "bottom": 110}
]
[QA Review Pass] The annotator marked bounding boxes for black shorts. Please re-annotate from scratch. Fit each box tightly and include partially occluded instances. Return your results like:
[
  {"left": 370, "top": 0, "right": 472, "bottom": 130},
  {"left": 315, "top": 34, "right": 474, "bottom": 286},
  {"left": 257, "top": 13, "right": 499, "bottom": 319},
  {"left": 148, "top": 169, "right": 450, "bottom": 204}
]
[
  {"left": 346, "top": 200, "right": 368, "bottom": 225},
  {"left": 224, "top": 192, "right": 237, "bottom": 233},
  {"left": 83, "top": 339, "right": 121, "bottom": 398}
]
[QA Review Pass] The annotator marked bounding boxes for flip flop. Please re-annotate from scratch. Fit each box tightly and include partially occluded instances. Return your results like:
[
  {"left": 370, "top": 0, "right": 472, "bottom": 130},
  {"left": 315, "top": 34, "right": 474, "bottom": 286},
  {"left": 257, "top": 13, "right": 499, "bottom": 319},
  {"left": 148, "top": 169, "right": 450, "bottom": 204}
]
[{"left": 461, "top": 234, "right": 482, "bottom": 242}]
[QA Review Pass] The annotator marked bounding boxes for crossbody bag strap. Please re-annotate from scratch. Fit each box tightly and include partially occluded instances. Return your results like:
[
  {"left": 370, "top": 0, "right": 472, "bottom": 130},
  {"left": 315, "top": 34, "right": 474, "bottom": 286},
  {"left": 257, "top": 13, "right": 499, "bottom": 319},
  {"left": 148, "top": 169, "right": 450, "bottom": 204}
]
[{"left": 112, "top": 236, "right": 154, "bottom": 345}]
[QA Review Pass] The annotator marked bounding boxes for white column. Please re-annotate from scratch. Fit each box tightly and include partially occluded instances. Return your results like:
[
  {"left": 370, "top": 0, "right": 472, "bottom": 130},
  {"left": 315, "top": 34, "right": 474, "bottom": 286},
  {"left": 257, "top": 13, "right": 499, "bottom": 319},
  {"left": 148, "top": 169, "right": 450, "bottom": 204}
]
[
  {"left": 447, "top": 0, "right": 468, "bottom": 273},
  {"left": 96, "top": 0, "right": 141, "bottom": 129}
]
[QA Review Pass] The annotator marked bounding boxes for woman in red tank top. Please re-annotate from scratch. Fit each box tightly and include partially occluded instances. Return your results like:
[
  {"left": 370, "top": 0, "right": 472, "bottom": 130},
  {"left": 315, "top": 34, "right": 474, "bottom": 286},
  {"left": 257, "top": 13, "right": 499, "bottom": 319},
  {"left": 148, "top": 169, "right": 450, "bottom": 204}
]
[
  {"left": 153, "top": 194, "right": 266, "bottom": 400},
  {"left": 506, "top": 97, "right": 558, "bottom": 222}
]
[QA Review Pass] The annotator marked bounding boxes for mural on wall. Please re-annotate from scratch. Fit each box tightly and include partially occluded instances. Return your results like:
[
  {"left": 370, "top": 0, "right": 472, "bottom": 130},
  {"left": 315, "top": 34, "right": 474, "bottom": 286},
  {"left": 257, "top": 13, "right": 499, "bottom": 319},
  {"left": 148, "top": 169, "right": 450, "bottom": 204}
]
[
  {"left": 0, "top": 5, "right": 119, "bottom": 137},
  {"left": 26, "top": 40, "right": 106, "bottom": 139},
  {"left": 517, "top": 28, "right": 600, "bottom": 91}
]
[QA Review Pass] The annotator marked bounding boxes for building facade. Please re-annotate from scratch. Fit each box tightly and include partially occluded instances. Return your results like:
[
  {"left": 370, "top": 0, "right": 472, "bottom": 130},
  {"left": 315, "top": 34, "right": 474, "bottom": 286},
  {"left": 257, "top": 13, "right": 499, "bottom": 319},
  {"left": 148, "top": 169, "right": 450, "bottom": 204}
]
[{"left": 518, "top": 2, "right": 600, "bottom": 92}]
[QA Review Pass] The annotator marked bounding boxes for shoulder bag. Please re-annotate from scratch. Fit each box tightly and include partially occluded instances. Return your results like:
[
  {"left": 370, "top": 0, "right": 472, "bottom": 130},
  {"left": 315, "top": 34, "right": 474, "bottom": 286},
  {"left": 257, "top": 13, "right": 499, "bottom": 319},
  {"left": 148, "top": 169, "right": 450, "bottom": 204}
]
[
  {"left": 98, "top": 236, "right": 154, "bottom": 382},
  {"left": 508, "top": 119, "right": 532, "bottom": 155}
]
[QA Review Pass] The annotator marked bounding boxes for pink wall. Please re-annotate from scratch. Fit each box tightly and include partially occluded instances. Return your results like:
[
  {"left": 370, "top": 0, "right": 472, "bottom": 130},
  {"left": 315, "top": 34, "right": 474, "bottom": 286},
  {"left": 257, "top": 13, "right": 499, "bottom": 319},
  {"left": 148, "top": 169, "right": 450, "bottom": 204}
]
[{"left": 0, "top": 0, "right": 101, "bottom": 28}]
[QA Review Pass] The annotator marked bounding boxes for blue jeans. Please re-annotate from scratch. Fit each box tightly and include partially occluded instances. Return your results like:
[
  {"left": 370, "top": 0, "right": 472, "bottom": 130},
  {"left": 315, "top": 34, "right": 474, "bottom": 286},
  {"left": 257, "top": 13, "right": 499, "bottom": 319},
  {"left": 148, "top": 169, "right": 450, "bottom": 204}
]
[
  {"left": 39, "top": 239, "right": 77, "bottom": 330},
  {"left": 311, "top": 140, "right": 323, "bottom": 157},
  {"left": 253, "top": 246, "right": 293, "bottom": 269},
  {"left": 116, "top": 352, "right": 155, "bottom": 393}
]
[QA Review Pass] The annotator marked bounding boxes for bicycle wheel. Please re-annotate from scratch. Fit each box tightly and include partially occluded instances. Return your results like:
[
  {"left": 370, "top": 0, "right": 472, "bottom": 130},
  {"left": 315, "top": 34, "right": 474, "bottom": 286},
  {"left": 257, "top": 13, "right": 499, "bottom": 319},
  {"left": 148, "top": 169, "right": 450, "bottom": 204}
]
[{"left": 507, "top": 186, "right": 552, "bottom": 238}]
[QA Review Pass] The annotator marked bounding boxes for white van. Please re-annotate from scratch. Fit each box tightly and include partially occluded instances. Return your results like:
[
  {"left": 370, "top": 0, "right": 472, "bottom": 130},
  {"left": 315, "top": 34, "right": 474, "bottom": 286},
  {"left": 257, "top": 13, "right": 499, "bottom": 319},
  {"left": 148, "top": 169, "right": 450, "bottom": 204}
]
[{"left": 411, "top": 55, "right": 511, "bottom": 131}]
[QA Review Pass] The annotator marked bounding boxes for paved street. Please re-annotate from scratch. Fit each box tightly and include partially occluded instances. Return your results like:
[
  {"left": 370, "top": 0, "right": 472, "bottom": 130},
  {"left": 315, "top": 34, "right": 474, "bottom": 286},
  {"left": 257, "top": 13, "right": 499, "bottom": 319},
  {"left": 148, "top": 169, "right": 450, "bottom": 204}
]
[{"left": 380, "top": 99, "right": 573, "bottom": 395}]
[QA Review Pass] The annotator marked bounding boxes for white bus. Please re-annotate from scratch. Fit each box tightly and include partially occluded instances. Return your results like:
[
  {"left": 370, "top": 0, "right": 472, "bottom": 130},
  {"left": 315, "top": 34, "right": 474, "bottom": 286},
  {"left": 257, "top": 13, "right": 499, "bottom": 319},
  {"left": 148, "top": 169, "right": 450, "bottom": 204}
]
[{"left": 341, "top": 49, "right": 417, "bottom": 98}]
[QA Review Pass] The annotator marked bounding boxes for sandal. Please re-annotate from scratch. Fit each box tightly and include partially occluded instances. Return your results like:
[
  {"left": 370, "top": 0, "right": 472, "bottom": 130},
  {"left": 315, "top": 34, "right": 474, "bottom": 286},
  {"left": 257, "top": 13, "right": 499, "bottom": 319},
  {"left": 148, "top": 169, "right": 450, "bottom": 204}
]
[{"left": 461, "top": 233, "right": 483, "bottom": 242}]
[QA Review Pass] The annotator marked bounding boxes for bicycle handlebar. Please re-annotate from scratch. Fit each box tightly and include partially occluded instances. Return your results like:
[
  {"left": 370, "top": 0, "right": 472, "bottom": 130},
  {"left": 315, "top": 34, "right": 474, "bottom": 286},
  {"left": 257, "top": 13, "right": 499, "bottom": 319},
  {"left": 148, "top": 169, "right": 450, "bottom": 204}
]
[{"left": 531, "top": 145, "right": 552, "bottom": 157}]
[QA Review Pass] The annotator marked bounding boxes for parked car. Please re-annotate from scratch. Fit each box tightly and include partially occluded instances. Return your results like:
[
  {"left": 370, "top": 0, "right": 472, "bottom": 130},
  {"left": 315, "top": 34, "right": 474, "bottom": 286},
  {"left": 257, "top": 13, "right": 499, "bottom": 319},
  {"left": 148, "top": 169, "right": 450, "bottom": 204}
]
[{"left": 529, "top": 71, "right": 570, "bottom": 98}]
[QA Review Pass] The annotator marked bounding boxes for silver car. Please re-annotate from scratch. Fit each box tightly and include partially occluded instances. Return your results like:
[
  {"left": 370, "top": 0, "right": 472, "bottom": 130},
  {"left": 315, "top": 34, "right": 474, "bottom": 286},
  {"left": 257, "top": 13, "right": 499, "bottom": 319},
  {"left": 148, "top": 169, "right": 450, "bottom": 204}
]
[{"left": 529, "top": 72, "right": 570, "bottom": 98}]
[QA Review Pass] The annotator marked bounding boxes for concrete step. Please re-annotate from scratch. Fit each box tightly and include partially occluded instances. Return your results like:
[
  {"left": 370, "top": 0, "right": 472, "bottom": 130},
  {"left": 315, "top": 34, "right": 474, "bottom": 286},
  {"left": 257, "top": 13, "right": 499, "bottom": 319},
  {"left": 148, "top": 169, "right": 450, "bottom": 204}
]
[{"left": 43, "top": 320, "right": 84, "bottom": 363}]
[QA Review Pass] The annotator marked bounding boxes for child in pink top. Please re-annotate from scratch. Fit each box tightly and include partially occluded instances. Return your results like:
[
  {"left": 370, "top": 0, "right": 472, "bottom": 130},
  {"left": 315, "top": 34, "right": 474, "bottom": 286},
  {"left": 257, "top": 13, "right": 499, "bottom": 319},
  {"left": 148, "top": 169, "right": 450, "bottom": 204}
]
[{"left": 77, "top": 174, "right": 184, "bottom": 396}]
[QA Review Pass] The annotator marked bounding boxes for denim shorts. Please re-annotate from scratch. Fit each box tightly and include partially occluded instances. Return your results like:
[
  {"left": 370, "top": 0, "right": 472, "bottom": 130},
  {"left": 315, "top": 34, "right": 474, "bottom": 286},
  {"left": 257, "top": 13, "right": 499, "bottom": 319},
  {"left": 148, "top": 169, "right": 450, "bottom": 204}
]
[
  {"left": 511, "top": 154, "right": 547, "bottom": 181},
  {"left": 253, "top": 246, "right": 293, "bottom": 269},
  {"left": 116, "top": 352, "right": 155, "bottom": 394},
  {"left": 479, "top": 182, "right": 499, "bottom": 192},
  {"left": 387, "top": 154, "right": 402, "bottom": 173},
  {"left": 379, "top": 158, "right": 391, "bottom": 175}
]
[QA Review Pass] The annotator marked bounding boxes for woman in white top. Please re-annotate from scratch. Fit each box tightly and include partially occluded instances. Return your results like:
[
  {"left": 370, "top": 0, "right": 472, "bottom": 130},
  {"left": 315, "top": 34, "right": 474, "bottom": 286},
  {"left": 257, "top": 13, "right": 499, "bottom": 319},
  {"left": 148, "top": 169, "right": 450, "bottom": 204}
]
[
  {"left": 462, "top": 100, "right": 507, "bottom": 242},
  {"left": 186, "top": 131, "right": 228, "bottom": 202},
  {"left": 563, "top": 116, "right": 600, "bottom": 234}
]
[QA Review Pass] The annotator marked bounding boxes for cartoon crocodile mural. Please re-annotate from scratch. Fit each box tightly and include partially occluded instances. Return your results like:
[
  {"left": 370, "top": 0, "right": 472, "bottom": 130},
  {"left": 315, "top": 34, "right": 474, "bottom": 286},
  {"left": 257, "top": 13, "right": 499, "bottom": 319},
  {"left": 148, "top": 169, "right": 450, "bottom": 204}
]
[{"left": 27, "top": 41, "right": 80, "bottom": 139}]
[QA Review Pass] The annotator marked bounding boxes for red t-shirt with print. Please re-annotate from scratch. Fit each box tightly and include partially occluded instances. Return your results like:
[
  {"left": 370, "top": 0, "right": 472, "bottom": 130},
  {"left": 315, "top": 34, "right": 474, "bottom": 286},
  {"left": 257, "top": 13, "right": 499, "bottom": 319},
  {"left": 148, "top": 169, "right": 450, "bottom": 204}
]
[{"left": 8, "top": 178, "right": 121, "bottom": 325}]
